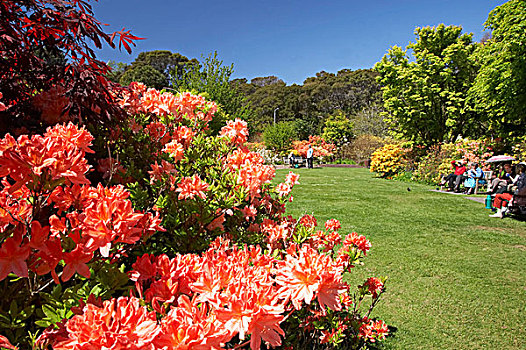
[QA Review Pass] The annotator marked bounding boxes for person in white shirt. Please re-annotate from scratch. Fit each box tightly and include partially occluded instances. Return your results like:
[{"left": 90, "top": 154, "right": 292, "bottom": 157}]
[{"left": 306, "top": 145, "right": 314, "bottom": 169}]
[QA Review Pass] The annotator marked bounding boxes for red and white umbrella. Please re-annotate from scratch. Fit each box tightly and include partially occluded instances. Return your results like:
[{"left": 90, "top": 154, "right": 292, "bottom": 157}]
[{"left": 486, "top": 155, "right": 516, "bottom": 163}]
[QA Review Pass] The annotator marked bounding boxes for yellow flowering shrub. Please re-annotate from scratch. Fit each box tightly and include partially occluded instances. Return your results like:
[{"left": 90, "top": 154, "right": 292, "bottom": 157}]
[{"left": 370, "top": 143, "right": 408, "bottom": 178}]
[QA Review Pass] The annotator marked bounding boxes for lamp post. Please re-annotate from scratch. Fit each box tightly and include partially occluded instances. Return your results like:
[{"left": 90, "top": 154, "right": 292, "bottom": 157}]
[{"left": 273, "top": 107, "right": 279, "bottom": 125}]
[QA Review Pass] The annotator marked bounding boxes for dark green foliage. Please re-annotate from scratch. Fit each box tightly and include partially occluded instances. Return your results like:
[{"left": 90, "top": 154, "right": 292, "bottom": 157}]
[
  {"left": 119, "top": 64, "right": 168, "bottom": 89},
  {"left": 114, "top": 50, "right": 199, "bottom": 89},
  {"left": 236, "top": 69, "right": 383, "bottom": 138}
]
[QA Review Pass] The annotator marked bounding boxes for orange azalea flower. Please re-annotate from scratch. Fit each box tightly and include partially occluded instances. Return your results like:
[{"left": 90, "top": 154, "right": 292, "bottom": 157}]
[
  {"left": 61, "top": 247, "right": 92, "bottom": 282},
  {"left": 276, "top": 245, "right": 346, "bottom": 311},
  {"left": 146, "top": 122, "right": 170, "bottom": 144},
  {"left": 325, "top": 219, "right": 341, "bottom": 231},
  {"left": 240, "top": 205, "right": 257, "bottom": 221},
  {"left": 364, "top": 277, "right": 384, "bottom": 298},
  {"left": 45, "top": 297, "right": 160, "bottom": 349},
  {"left": 176, "top": 175, "right": 209, "bottom": 200},
  {"left": 220, "top": 118, "right": 249, "bottom": 144},
  {"left": 0, "top": 234, "right": 30, "bottom": 281},
  {"left": 299, "top": 214, "right": 317, "bottom": 229},
  {"left": 172, "top": 125, "right": 195, "bottom": 147},
  {"left": 285, "top": 171, "right": 300, "bottom": 186},
  {"left": 162, "top": 140, "right": 184, "bottom": 162},
  {"left": 155, "top": 296, "right": 229, "bottom": 350}
]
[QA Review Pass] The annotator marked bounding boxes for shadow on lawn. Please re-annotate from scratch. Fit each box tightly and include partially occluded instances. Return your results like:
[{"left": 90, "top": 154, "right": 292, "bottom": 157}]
[{"left": 366, "top": 325, "right": 399, "bottom": 350}]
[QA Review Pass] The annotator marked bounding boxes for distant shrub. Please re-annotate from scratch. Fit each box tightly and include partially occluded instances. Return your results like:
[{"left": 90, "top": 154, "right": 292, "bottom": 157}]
[
  {"left": 343, "top": 134, "right": 385, "bottom": 166},
  {"left": 292, "top": 135, "right": 336, "bottom": 158},
  {"left": 370, "top": 143, "right": 408, "bottom": 178},
  {"left": 263, "top": 121, "right": 298, "bottom": 154}
]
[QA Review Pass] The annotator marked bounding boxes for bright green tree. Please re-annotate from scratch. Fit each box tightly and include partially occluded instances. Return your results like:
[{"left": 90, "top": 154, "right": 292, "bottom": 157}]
[
  {"left": 375, "top": 24, "right": 479, "bottom": 145},
  {"left": 263, "top": 121, "right": 298, "bottom": 153},
  {"left": 175, "top": 52, "right": 253, "bottom": 133},
  {"left": 468, "top": 0, "right": 526, "bottom": 138},
  {"left": 322, "top": 110, "right": 354, "bottom": 159}
]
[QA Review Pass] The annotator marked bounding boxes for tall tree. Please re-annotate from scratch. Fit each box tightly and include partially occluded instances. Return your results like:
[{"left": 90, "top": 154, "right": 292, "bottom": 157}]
[
  {"left": 175, "top": 52, "right": 253, "bottom": 133},
  {"left": 115, "top": 50, "right": 198, "bottom": 89},
  {"left": 235, "top": 69, "right": 382, "bottom": 137},
  {"left": 322, "top": 110, "right": 354, "bottom": 159},
  {"left": 119, "top": 63, "right": 167, "bottom": 89},
  {"left": 263, "top": 121, "right": 298, "bottom": 153},
  {"left": 375, "top": 24, "right": 479, "bottom": 145},
  {"left": 468, "top": 0, "right": 526, "bottom": 139}
]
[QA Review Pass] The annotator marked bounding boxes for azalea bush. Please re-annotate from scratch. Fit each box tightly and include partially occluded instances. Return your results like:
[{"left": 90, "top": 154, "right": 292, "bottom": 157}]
[
  {"left": 0, "top": 2, "right": 389, "bottom": 348},
  {"left": 292, "top": 135, "right": 336, "bottom": 159},
  {"left": 411, "top": 138, "right": 493, "bottom": 184},
  {"left": 0, "top": 87, "right": 389, "bottom": 349},
  {"left": 33, "top": 219, "right": 387, "bottom": 350},
  {"left": 370, "top": 143, "right": 408, "bottom": 178},
  {"left": 98, "top": 82, "right": 296, "bottom": 254}
]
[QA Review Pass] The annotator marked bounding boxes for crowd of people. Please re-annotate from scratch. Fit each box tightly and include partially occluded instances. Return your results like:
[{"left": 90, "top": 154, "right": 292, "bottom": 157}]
[
  {"left": 439, "top": 160, "right": 483, "bottom": 194},
  {"left": 439, "top": 160, "right": 526, "bottom": 219},
  {"left": 487, "top": 162, "right": 526, "bottom": 218}
]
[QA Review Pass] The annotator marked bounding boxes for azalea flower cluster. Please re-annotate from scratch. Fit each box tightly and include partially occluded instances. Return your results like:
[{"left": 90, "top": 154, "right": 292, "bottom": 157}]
[
  {"left": 38, "top": 214, "right": 387, "bottom": 350},
  {"left": 292, "top": 135, "right": 336, "bottom": 158},
  {"left": 0, "top": 123, "right": 162, "bottom": 283},
  {"left": 0, "top": 84, "right": 388, "bottom": 349},
  {"left": 452, "top": 138, "right": 494, "bottom": 166},
  {"left": 220, "top": 118, "right": 249, "bottom": 145},
  {"left": 118, "top": 82, "right": 217, "bottom": 121}
]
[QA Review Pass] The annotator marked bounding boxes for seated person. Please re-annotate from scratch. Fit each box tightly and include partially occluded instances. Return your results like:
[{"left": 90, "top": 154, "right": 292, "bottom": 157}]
[
  {"left": 439, "top": 160, "right": 466, "bottom": 191},
  {"left": 488, "top": 162, "right": 515, "bottom": 194},
  {"left": 288, "top": 151, "right": 295, "bottom": 168},
  {"left": 490, "top": 163, "right": 526, "bottom": 218},
  {"left": 463, "top": 162, "right": 483, "bottom": 194},
  {"left": 439, "top": 161, "right": 457, "bottom": 186}
]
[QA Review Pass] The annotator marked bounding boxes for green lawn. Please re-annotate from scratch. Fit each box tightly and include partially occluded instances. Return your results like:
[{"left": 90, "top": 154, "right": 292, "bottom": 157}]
[{"left": 276, "top": 167, "right": 526, "bottom": 350}]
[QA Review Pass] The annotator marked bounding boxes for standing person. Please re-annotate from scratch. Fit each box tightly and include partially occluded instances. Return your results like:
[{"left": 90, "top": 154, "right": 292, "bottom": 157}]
[{"left": 306, "top": 145, "right": 314, "bottom": 169}]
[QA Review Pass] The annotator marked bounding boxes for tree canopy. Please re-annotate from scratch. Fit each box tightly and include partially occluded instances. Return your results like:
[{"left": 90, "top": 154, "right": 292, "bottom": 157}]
[
  {"left": 235, "top": 69, "right": 382, "bottom": 138},
  {"left": 375, "top": 24, "right": 479, "bottom": 145},
  {"left": 468, "top": 0, "right": 526, "bottom": 138}
]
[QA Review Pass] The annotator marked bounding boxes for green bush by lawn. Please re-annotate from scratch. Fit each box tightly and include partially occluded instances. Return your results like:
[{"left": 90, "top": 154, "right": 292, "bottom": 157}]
[{"left": 279, "top": 167, "right": 526, "bottom": 349}]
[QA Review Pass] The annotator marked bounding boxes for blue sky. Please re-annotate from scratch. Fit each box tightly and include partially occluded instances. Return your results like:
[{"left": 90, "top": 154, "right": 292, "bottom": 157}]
[{"left": 93, "top": 0, "right": 506, "bottom": 85}]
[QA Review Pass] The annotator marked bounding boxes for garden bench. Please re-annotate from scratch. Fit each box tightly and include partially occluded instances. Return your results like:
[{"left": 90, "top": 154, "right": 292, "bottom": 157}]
[{"left": 285, "top": 156, "right": 306, "bottom": 168}]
